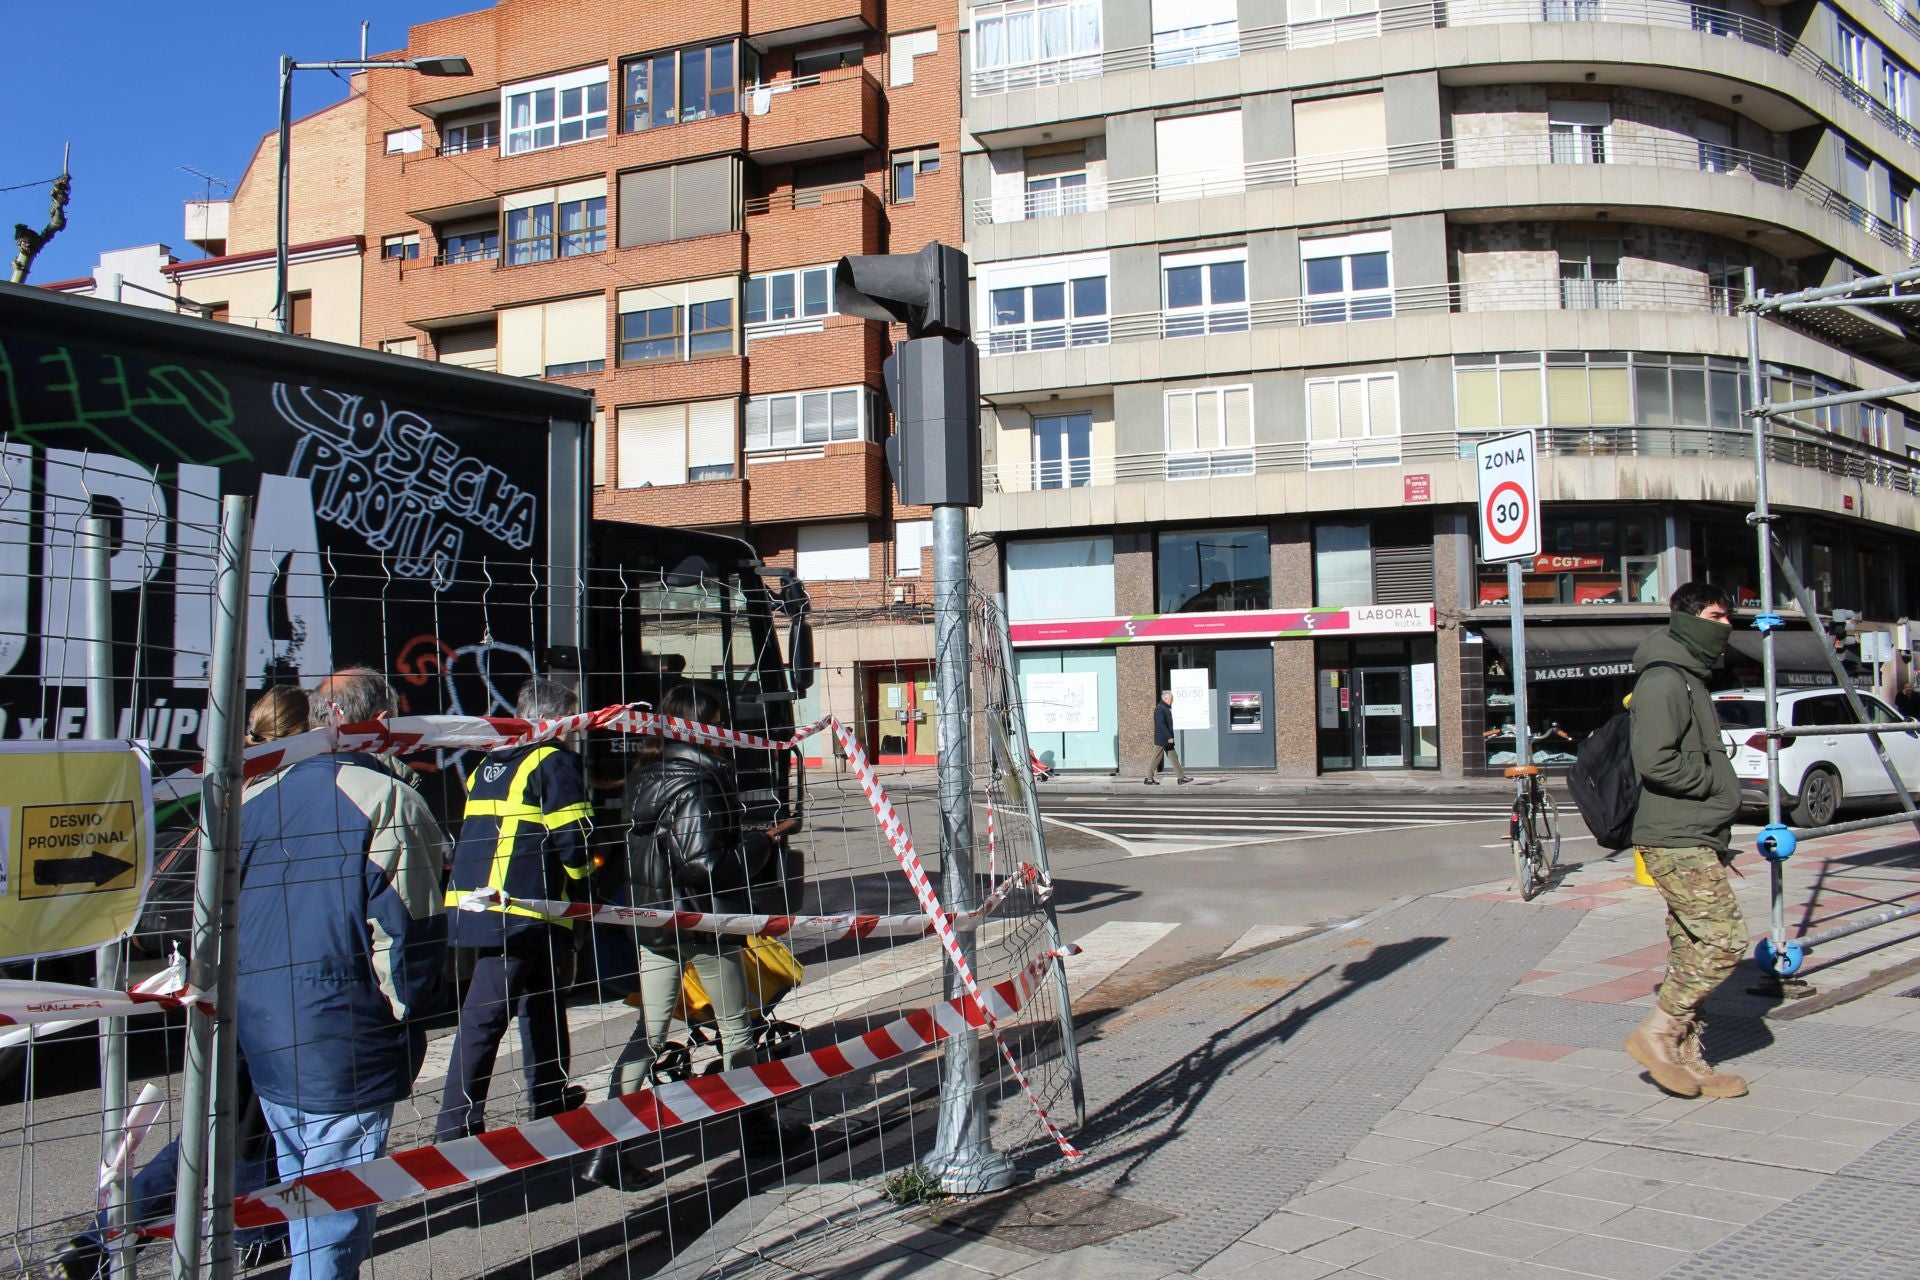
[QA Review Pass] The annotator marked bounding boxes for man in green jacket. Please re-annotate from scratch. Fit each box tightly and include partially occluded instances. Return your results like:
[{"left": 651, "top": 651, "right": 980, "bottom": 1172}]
[{"left": 1625, "top": 582, "right": 1748, "bottom": 1099}]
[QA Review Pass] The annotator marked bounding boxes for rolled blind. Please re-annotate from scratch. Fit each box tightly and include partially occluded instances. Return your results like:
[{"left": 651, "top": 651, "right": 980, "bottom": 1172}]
[
  {"left": 685, "top": 275, "right": 737, "bottom": 305},
  {"left": 1223, "top": 386, "right": 1253, "bottom": 447},
  {"left": 618, "top": 167, "right": 674, "bottom": 248},
  {"left": 556, "top": 177, "right": 608, "bottom": 203},
  {"left": 1590, "top": 366, "right": 1631, "bottom": 423},
  {"left": 1454, "top": 369, "right": 1498, "bottom": 429},
  {"left": 1165, "top": 392, "right": 1198, "bottom": 452},
  {"left": 1547, "top": 367, "right": 1590, "bottom": 425},
  {"left": 1293, "top": 92, "right": 1386, "bottom": 157},
  {"left": 687, "top": 399, "right": 736, "bottom": 471},
  {"left": 673, "top": 156, "right": 741, "bottom": 241},
  {"left": 1365, "top": 375, "right": 1397, "bottom": 439},
  {"left": 544, "top": 296, "right": 606, "bottom": 367},
  {"left": 498, "top": 303, "right": 546, "bottom": 377},
  {"left": 800, "top": 391, "right": 831, "bottom": 443},
  {"left": 1156, "top": 111, "right": 1244, "bottom": 178},
  {"left": 618, "top": 284, "right": 684, "bottom": 314},
  {"left": 1337, "top": 379, "right": 1364, "bottom": 438},
  {"left": 1499, "top": 367, "right": 1543, "bottom": 426},
  {"left": 1307, "top": 381, "right": 1338, "bottom": 440},
  {"left": 503, "top": 185, "right": 556, "bottom": 212},
  {"left": 618, "top": 404, "right": 686, "bottom": 488}
]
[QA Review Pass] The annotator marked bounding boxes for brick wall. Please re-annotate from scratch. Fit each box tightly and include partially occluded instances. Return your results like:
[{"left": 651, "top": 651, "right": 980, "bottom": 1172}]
[{"left": 227, "top": 95, "right": 369, "bottom": 254}]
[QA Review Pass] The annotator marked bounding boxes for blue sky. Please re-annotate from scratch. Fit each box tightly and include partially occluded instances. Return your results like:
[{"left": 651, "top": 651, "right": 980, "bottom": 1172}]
[{"left": 1, "top": 1, "right": 482, "bottom": 284}]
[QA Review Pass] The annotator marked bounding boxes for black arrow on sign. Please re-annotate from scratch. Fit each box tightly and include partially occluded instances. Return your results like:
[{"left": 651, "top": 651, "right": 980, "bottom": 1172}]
[{"left": 34, "top": 852, "right": 134, "bottom": 888}]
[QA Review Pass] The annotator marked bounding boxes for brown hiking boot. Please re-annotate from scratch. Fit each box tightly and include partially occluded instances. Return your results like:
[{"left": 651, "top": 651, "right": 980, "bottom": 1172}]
[
  {"left": 1625, "top": 1007, "right": 1702, "bottom": 1097},
  {"left": 1676, "top": 1019, "right": 1749, "bottom": 1098}
]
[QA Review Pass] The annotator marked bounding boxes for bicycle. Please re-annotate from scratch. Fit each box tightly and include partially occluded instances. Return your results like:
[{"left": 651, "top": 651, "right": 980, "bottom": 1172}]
[{"left": 1506, "top": 764, "right": 1561, "bottom": 900}]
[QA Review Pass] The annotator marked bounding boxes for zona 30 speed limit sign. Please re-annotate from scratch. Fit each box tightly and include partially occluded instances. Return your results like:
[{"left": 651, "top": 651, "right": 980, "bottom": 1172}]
[{"left": 1475, "top": 430, "right": 1541, "bottom": 563}]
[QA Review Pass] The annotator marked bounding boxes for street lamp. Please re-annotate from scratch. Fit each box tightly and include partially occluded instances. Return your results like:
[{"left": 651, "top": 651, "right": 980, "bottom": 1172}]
[{"left": 274, "top": 52, "right": 472, "bottom": 334}]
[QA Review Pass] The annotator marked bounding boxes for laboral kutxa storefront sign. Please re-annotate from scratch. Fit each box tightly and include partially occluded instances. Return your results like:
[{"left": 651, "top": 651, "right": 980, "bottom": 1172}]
[{"left": 1010, "top": 603, "right": 1435, "bottom": 647}]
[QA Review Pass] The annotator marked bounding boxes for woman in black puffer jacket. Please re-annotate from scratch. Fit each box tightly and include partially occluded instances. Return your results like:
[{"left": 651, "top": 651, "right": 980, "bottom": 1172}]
[{"left": 583, "top": 683, "right": 795, "bottom": 1188}]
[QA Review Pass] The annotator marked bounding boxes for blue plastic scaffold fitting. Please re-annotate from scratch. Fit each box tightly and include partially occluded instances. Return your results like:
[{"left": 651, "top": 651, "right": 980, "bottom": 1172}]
[
  {"left": 1757, "top": 823, "right": 1797, "bottom": 861},
  {"left": 1755, "top": 937, "right": 1805, "bottom": 976},
  {"left": 1754, "top": 612, "right": 1785, "bottom": 633}
]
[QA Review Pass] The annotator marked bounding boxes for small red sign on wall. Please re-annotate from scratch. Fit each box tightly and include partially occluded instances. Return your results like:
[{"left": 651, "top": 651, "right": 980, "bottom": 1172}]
[
  {"left": 1843, "top": 494, "right": 1855, "bottom": 510},
  {"left": 1404, "top": 473, "right": 1432, "bottom": 503}
]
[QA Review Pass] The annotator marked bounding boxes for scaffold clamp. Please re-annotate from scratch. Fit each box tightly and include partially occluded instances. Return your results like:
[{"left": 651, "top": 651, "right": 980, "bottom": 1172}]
[
  {"left": 1755, "top": 937, "right": 1805, "bottom": 976},
  {"left": 1757, "top": 823, "right": 1796, "bottom": 861},
  {"left": 1754, "top": 613, "right": 1785, "bottom": 633}
]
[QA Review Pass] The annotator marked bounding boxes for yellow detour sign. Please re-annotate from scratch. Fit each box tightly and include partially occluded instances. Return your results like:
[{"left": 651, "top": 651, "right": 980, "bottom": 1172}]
[{"left": 0, "top": 741, "right": 154, "bottom": 961}]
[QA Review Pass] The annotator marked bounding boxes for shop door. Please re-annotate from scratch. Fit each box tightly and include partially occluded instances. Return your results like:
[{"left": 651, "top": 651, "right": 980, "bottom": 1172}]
[
  {"left": 872, "top": 666, "right": 936, "bottom": 764},
  {"left": 1354, "top": 667, "right": 1411, "bottom": 769}
]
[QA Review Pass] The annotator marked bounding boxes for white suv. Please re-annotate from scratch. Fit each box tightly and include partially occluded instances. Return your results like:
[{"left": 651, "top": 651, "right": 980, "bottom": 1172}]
[{"left": 1715, "top": 687, "right": 1920, "bottom": 827}]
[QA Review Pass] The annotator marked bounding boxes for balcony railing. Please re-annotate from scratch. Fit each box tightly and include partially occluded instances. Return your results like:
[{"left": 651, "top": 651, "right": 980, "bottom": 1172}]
[
  {"left": 973, "top": 130, "right": 1920, "bottom": 260},
  {"left": 743, "top": 180, "right": 868, "bottom": 214},
  {"left": 986, "top": 423, "right": 1920, "bottom": 498},
  {"left": 971, "top": 181, "right": 1110, "bottom": 224},
  {"left": 968, "top": 0, "right": 1920, "bottom": 157}
]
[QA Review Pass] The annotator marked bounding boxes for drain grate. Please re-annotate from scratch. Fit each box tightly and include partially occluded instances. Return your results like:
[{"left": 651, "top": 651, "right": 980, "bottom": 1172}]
[{"left": 917, "top": 1183, "right": 1177, "bottom": 1253}]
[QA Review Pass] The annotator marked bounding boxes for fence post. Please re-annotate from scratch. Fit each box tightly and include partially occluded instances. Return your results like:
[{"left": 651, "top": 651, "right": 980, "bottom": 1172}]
[
  {"left": 80, "top": 516, "right": 136, "bottom": 1280},
  {"left": 171, "top": 496, "right": 252, "bottom": 1280},
  {"left": 925, "top": 504, "right": 1014, "bottom": 1194},
  {"left": 991, "top": 591, "right": 1087, "bottom": 1129},
  {"left": 1745, "top": 267, "right": 1790, "bottom": 971}
]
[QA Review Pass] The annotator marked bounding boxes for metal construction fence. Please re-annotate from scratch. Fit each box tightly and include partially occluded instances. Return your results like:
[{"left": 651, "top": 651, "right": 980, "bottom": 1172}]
[{"left": 0, "top": 457, "right": 1082, "bottom": 1278}]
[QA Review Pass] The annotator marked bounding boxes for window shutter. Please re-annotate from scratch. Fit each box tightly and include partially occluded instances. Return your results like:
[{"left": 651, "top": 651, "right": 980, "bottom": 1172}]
[
  {"left": 684, "top": 275, "right": 737, "bottom": 305},
  {"left": 1590, "top": 366, "right": 1631, "bottom": 423},
  {"left": 1165, "top": 391, "right": 1198, "bottom": 451},
  {"left": 1337, "top": 378, "right": 1365, "bottom": 438},
  {"left": 1365, "top": 376, "right": 1398, "bottom": 439},
  {"left": 672, "top": 157, "right": 740, "bottom": 241},
  {"left": 745, "top": 399, "right": 769, "bottom": 449},
  {"left": 543, "top": 296, "right": 606, "bottom": 368},
  {"left": 503, "top": 185, "right": 556, "bottom": 212},
  {"left": 1498, "top": 367, "right": 1543, "bottom": 426},
  {"left": 1307, "top": 380, "right": 1338, "bottom": 440},
  {"left": 618, "top": 404, "right": 686, "bottom": 487},
  {"left": 498, "top": 304, "right": 546, "bottom": 377},
  {"left": 686, "top": 399, "right": 736, "bottom": 472},
  {"left": 1454, "top": 369, "right": 1498, "bottom": 428},
  {"left": 1292, "top": 92, "right": 1387, "bottom": 160},
  {"left": 1372, "top": 544, "right": 1435, "bottom": 603},
  {"left": 769, "top": 396, "right": 798, "bottom": 447},
  {"left": 830, "top": 389, "right": 860, "bottom": 439},
  {"left": 618, "top": 167, "right": 674, "bottom": 247},
  {"left": 1155, "top": 110, "right": 1245, "bottom": 195},
  {"left": 1223, "top": 387, "right": 1253, "bottom": 447},
  {"left": 800, "top": 391, "right": 831, "bottom": 443},
  {"left": 556, "top": 177, "right": 608, "bottom": 204},
  {"left": 617, "top": 283, "right": 685, "bottom": 314},
  {"left": 1547, "top": 368, "right": 1591, "bottom": 425},
  {"left": 592, "top": 410, "right": 607, "bottom": 487}
]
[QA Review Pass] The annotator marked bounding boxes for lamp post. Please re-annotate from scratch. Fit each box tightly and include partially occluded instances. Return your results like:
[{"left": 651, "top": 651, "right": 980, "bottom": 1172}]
[{"left": 275, "top": 52, "right": 471, "bottom": 333}]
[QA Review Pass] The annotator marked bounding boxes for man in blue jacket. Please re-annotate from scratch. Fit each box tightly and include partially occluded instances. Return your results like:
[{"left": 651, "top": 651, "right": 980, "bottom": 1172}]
[{"left": 236, "top": 668, "right": 448, "bottom": 1279}]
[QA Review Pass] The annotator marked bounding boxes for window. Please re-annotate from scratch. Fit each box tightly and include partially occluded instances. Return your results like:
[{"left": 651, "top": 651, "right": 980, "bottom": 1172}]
[
  {"left": 1162, "top": 248, "right": 1248, "bottom": 337},
  {"left": 1696, "top": 115, "right": 1734, "bottom": 173},
  {"left": 1155, "top": 110, "right": 1244, "bottom": 201},
  {"left": 618, "top": 157, "right": 743, "bottom": 247},
  {"left": 1288, "top": 0, "right": 1381, "bottom": 24},
  {"left": 1454, "top": 353, "right": 1546, "bottom": 429},
  {"left": 1313, "top": 523, "right": 1373, "bottom": 606},
  {"left": 888, "top": 29, "right": 937, "bottom": 85},
  {"left": 1007, "top": 537, "right": 1115, "bottom": 620},
  {"left": 617, "top": 278, "right": 736, "bottom": 365},
  {"left": 504, "top": 180, "right": 608, "bottom": 265},
  {"left": 385, "top": 127, "right": 423, "bottom": 155},
  {"left": 380, "top": 232, "right": 420, "bottom": 261},
  {"left": 1151, "top": 0, "right": 1237, "bottom": 66},
  {"left": 1307, "top": 372, "right": 1400, "bottom": 465},
  {"left": 436, "top": 323, "right": 497, "bottom": 371},
  {"left": 972, "top": 0, "right": 1103, "bottom": 79},
  {"left": 1033, "top": 412, "right": 1093, "bottom": 488},
  {"left": 380, "top": 336, "right": 420, "bottom": 358},
  {"left": 1887, "top": 58, "right": 1914, "bottom": 121},
  {"left": 1157, "top": 528, "right": 1270, "bottom": 613},
  {"left": 503, "top": 66, "right": 609, "bottom": 155},
  {"left": 1839, "top": 21, "right": 1873, "bottom": 89},
  {"left": 796, "top": 522, "right": 871, "bottom": 581},
  {"left": 1894, "top": 176, "right": 1916, "bottom": 241},
  {"left": 1292, "top": 93, "right": 1388, "bottom": 182},
  {"left": 289, "top": 292, "right": 312, "bottom": 339},
  {"left": 1844, "top": 147, "right": 1874, "bottom": 219},
  {"left": 1164, "top": 385, "right": 1253, "bottom": 478},
  {"left": 441, "top": 115, "right": 498, "bottom": 155},
  {"left": 983, "top": 253, "right": 1110, "bottom": 354},
  {"left": 617, "top": 400, "right": 737, "bottom": 487},
  {"left": 593, "top": 409, "right": 607, "bottom": 488},
  {"left": 498, "top": 295, "right": 605, "bottom": 379},
  {"left": 1548, "top": 100, "right": 1609, "bottom": 164},
  {"left": 745, "top": 387, "right": 876, "bottom": 450},
  {"left": 440, "top": 217, "right": 499, "bottom": 264},
  {"left": 746, "top": 266, "right": 836, "bottom": 331},
  {"left": 621, "top": 41, "right": 740, "bottom": 133},
  {"left": 1558, "top": 236, "right": 1621, "bottom": 309},
  {"left": 895, "top": 519, "right": 933, "bottom": 577},
  {"left": 1455, "top": 352, "right": 1637, "bottom": 434},
  {"left": 1024, "top": 146, "right": 1090, "bottom": 218},
  {"left": 1302, "top": 231, "right": 1391, "bottom": 323},
  {"left": 891, "top": 147, "right": 942, "bottom": 202}
]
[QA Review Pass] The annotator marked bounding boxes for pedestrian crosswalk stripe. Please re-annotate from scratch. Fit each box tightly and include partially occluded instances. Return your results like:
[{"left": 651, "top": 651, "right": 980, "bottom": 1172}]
[
  {"left": 1063, "top": 920, "right": 1179, "bottom": 997},
  {"left": 1221, "top": 925, "right": 1311, "bottom": 959}
]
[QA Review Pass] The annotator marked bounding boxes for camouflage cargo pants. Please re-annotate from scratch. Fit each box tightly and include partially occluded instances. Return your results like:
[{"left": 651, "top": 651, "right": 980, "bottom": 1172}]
[{"left": 1639, "top": 844, "right": 1747, "bottom": 1018}]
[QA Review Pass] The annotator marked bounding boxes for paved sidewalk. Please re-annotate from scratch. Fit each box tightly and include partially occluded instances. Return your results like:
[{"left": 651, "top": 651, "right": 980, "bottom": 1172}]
[{"left": 702, "top": 821, "right": 1920, "bottom": 1279}]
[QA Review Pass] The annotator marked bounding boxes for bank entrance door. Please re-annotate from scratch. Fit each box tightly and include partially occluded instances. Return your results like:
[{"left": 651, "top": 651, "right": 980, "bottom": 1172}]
[
  {"left": 1354, "top": 667, "right": 1411, "bottom": 769},
  {"left": 870, "top": 664, "right": 936, "bottom": 764}
]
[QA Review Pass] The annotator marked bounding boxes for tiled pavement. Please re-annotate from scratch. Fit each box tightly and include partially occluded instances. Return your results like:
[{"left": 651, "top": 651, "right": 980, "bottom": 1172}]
[{"left": 693, "top": 825, "right": 1920, "bottom": 1279}]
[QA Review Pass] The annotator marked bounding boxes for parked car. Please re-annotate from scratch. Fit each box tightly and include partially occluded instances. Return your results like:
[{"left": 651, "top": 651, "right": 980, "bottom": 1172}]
[{"left": 1715, "top": 687, "right": 1920, "bottom": 827}]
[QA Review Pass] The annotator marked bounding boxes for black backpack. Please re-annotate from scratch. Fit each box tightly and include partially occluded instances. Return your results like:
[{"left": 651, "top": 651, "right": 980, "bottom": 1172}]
[{"left": 1565, "top": 660, "right": 1686, "bottom": 850}]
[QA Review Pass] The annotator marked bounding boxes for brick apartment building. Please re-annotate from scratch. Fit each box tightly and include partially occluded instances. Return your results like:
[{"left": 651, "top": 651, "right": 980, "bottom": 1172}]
[{"left": 352, "top": 0, "right": 964, "bottom": 764}]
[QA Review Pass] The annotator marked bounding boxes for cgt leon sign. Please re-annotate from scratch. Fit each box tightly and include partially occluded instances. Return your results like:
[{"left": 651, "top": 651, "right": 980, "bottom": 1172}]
[{"left": 1010, "top": 603, "right": 1435, "bottom": 647}]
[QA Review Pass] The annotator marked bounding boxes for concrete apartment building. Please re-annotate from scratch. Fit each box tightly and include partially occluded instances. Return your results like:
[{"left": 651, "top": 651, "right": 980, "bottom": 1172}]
[
  {"left": 354, "top": 0, "right": 963, "bottom": 763},
  {"left": 960, "top": 0, "right": 1920, "bottom": 778}
]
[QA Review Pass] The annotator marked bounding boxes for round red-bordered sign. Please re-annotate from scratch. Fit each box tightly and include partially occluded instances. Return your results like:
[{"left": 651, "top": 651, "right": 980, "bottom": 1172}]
[{"left": 1485, "top": 480, "right": 1530, "bottom": 546}]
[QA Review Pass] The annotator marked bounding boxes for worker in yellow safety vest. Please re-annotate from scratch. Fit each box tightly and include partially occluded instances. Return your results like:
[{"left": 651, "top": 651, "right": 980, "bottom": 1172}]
[{"left": 434, "top": 677, "right": 595, "bottom": 1141}]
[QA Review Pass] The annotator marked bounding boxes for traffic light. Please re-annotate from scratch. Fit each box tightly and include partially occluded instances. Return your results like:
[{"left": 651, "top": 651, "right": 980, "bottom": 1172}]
[
  {"left": 836, "top": 242, "right": 981, "bottom": 507},
  {"left": 834, "top": 242, "right": 970, "bottom": 339}
]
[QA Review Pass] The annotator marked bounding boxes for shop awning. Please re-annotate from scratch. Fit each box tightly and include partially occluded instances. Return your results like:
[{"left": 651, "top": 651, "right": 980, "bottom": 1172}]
[
  {"left": 1477, "top": 625, "right": 1644, "bottom": 683},
  {"left": 1726, "top": 629, "right": 1852, "bottom": 684}
]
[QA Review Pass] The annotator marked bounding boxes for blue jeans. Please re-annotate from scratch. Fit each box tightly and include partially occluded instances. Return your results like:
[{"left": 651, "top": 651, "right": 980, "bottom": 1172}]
[
  {"left": 258, "top": 1099, "right": 392, "bottom": 1279},
  {"left": 87, "top": 1136, "right": 278, "bottom": 1248}
]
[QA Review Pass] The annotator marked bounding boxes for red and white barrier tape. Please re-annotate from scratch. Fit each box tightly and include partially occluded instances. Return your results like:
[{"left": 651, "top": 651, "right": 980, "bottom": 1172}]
[
  {"left": 0, "top": 957, "right": 200, "bottom": 1041},
  {"left": 456, "top": 863, "right": 1047, "bottom": 941},
  {"left": 176, "top": 947, "right": 1074, "bottom": 1231}
]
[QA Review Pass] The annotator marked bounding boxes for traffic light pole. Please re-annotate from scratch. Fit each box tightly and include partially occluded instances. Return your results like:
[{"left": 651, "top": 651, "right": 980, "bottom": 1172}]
[{"left": 926, "top": 502, "right": 1015, "bottom": 1194}]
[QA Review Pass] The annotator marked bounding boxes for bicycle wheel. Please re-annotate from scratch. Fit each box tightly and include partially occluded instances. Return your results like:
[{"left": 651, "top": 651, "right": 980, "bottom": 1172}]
[
  {"left": 1536, "top": 792, "right": 1562, "bottom": 877},
  {"left": 1511, "top": 799, "right": 1541, "bottom": 901}
]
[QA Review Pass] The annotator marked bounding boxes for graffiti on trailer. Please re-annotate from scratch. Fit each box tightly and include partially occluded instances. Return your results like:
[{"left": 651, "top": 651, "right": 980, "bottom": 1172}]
[
  {"left": 0, "top": 340, "right": 252, "bottom": 474},
  {"left": 396, "top": 633, "right": 539, "bottom": 776},
  {"left": 276, "top": 386, "right": 540, "bottom": 590}
]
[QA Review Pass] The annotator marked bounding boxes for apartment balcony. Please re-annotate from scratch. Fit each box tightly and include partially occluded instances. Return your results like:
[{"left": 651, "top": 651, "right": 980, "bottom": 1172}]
[
  {"left": 598, "top": 356, "right": 749, "bottom": 409},
  {"left": 967, "top": 0, "right": 1920, "bottom": 164},
  {"left": 745, "top": 441, "right": 887, "bottom": 522},
  {"left": 745, "top": 316, "right": 885, "bottom": 395},
  {"left": 744, "top": 67, "right": 882, "bottom": 165},
  {"left": 747, "top": 0, "right": 878, "bottom": 49},
  {"left": 387, "top": 247, "right": 618, "bottom": 325},
  {"left": 971, "top": 180, "right": 1111, "bottom": 226},
  {"left": 597, "top": 478, "right": 748, "bottom": 529},
  {"left": 744, "top": 183, "right": 884, "bottom": 272}
]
